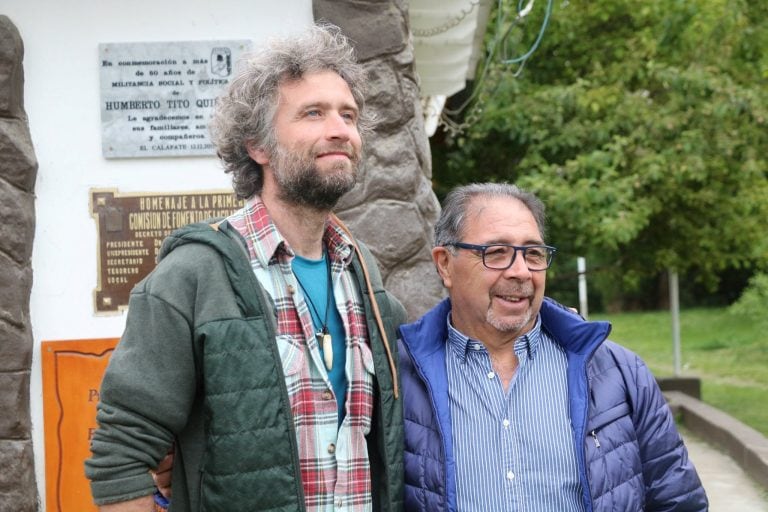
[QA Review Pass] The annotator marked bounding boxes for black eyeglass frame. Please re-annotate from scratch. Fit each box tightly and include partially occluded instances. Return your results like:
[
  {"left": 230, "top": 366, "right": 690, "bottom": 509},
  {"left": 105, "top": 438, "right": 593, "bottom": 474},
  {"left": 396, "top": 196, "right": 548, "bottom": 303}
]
[{"left": 445, "top": 242, "right": 557, "bottom": 271}]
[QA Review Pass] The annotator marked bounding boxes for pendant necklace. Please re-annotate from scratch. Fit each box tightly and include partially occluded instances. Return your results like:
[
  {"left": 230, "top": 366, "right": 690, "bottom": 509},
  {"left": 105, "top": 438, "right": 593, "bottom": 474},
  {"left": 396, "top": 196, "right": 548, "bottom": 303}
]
[{"left": 294, "top": 252, "right": 334, "bottom": 371}]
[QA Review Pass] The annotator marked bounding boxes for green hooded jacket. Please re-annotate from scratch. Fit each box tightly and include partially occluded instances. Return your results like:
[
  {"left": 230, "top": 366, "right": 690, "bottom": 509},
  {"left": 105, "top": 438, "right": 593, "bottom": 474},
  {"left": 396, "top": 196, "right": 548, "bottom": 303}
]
[{"left": 85, "top": 220, "right": 406, "bottom": 512}]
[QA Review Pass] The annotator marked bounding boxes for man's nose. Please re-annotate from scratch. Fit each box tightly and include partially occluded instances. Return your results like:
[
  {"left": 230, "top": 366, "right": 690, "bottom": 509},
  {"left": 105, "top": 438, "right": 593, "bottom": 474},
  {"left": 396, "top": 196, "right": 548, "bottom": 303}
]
[
  {"left": 502, "top": 250, "right": 531, "bottom": 278},
  {"left": 325, "top": 113, "right": 354, "bottom": 140}
]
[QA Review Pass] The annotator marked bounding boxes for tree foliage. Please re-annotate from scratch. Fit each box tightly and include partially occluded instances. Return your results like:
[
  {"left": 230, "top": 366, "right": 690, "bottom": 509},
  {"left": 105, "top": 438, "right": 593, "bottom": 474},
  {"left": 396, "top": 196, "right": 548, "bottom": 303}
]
[
  {"left": 433, "top": 0, "right": 768, "bottom": 309},
  {"left": 730, "top": 272, "right": 768, "bottom": 329}
]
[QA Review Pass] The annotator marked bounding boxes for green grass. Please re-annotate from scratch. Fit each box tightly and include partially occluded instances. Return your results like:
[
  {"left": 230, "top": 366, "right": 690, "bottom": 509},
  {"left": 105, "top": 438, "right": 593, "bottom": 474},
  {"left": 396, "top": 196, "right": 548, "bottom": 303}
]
[{"left": 592, "top": 307, "right": 768, "bottom": 436}]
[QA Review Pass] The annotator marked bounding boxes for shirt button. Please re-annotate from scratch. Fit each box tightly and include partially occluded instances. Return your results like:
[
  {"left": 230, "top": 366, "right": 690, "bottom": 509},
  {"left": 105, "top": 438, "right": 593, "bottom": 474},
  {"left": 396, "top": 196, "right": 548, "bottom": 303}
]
[
  {"left": 473, "top": 343, "right": 483, "bottom": 350},
  {"left": 335, "top": 498, "right": 343, "bottom": 508},
  {"left": 502, "top": 419, "right": 510, "bottom": 428},
  {"left": 506, "top": 470, "right": 515, "bottom": 480},
  {"left": 487, "top": 371, "right": 495, "bottom": 379},
  {"left": 287, "top": 284, "right": 295, "bottom": 295},
  {"left": 322, "top": 390, "right": 333, "bottom": 400},
  {"left": 327, "top": 443, "right": 336, "bottom": 454}
]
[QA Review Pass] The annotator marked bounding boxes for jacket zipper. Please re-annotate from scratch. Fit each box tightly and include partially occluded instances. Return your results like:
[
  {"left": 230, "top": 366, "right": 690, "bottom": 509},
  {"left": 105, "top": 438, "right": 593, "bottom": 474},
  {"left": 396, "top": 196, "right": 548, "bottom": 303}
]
[{"left": 590, "top": 430, "right": 601, "bottom": 448}]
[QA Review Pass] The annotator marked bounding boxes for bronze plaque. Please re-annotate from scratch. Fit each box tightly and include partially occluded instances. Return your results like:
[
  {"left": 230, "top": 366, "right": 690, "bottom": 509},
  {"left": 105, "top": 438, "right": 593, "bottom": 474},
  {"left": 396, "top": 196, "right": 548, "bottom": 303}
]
[{"left": 91, "top": 189, "right": 242, "bottom": 313}]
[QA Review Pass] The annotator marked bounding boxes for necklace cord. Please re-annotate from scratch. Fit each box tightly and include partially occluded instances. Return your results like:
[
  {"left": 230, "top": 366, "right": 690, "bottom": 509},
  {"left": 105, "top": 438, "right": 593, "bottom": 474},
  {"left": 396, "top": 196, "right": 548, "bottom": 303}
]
[
  {"left": 293, "top": 252, "right": 333, "bottom": 336},
  {"left": 330, "top": 214, "right": 399, "bottom": 400}
]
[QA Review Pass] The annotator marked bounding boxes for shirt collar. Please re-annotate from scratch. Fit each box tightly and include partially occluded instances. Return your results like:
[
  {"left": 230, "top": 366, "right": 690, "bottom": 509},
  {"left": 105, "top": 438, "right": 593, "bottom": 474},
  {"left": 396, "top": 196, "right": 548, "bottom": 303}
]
[
  {"left": 239, "top": 196, "right": 355, "bottom": 268},
  {"left": 446, "top": 314, "right": 543, "bottom": 363}
]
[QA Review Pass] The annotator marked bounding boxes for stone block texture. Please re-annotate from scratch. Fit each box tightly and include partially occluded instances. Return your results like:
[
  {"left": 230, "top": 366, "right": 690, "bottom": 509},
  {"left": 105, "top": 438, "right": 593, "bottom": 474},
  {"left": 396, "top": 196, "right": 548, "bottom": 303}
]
[
  {"left": 314, "top": 0, "right": 445, "bottom": 320},
  {"left": 0, "top": 14, "right": 40, "bottom": 512}
]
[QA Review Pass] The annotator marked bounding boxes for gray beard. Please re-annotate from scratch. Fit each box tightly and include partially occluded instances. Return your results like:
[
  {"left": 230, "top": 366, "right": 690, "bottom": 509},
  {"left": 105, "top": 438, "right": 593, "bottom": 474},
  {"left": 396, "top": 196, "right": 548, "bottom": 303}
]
[
  {"left": 486, "top": 283, "right": 535, "bottom": 335},
  {"left": 271, "top": 143, "right": 359, "bottom": 211},
  {"left": 486, "top": 307, "right": 533, "bottom": 335}
]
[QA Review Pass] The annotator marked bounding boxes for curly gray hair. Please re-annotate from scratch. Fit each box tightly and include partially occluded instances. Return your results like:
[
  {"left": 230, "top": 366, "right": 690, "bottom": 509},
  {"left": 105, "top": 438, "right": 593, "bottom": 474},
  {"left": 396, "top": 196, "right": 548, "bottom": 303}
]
[{"left": 210, "top": 24, "right": 370, "bottom": 199}]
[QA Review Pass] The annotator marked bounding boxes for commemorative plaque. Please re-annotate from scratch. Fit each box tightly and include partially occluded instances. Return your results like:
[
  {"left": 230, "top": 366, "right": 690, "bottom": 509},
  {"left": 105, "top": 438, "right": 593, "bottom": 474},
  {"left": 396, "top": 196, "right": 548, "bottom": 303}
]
[
  {"left": 99, "top": 39, "right": 251, "bottom": 158},
  {"left": 91, "top": 189, "right": 242, "bottom": 313},
  {"left": 42, "top": 338, "right": 119, "bottom": 512}
]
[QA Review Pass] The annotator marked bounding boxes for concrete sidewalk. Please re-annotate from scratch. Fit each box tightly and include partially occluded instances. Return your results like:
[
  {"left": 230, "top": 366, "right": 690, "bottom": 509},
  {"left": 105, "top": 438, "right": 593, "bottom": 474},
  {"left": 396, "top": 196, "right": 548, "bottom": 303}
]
[
  {"left": 665, "top": 390, "right": 768, "bottom": 510},
  {"left": 683, "top": 430, "right": 768, "bottom": 511}
]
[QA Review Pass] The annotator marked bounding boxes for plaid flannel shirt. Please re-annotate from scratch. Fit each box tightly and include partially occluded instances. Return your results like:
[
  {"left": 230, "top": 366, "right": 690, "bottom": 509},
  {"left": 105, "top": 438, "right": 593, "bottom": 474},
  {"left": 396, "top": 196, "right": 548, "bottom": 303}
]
[{"left": 227, "top": 197, "right": 376, "bottom": 512}]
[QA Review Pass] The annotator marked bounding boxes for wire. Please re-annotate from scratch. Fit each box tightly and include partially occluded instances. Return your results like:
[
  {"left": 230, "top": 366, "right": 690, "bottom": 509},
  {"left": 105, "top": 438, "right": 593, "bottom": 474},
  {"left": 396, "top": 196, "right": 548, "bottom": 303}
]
[
  {"left": 437, "top": 0, "right": 555, "bottom": 135},
  {"left": 500, "top": 0, "right": 554, "bottom": 64}
]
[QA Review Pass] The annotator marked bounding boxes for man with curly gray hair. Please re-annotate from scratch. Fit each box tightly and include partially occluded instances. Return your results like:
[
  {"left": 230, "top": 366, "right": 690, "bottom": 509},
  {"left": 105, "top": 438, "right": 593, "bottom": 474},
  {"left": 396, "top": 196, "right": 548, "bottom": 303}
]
[
  {"left": 86, "top": 24, "right": 406, "bottom": 512},
  {"left": 210, "top": 23, "right": 372, "bottom": 205}
]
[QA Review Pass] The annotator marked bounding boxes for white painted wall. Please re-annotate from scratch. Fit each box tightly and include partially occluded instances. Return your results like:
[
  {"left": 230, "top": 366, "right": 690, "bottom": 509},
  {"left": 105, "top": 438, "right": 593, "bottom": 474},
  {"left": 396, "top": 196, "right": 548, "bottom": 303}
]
[{"left": 3, "top": 1, "right": 313, "bottom": 507}]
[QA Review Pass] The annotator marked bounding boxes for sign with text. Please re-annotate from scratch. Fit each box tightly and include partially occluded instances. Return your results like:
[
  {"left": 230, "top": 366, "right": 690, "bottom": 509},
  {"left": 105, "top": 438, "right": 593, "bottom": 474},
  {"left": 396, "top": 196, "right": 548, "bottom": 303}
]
[
  {"left": 99, "top": 39, "right": 251, "bottom": 158},
  {"left": 91, "top": 188, "right": 242, "bottom": 313},
  {"left": 42, "top": 338, "right": 119, "bottom": 512}
]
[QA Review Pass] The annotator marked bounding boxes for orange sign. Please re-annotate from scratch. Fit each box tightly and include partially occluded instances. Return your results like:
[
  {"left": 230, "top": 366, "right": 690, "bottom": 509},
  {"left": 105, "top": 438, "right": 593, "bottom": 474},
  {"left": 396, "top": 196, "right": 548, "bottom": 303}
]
[{"left": 42, "top": 338, "right": 118, "bottom": 512}]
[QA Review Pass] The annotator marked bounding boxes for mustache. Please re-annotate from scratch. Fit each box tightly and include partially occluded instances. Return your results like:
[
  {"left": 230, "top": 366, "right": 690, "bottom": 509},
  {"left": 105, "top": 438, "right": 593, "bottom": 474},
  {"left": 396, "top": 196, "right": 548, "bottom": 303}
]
[
  {"left": 490, "top": 283, "right": 534, "bottom": 297},
  {"left": 313, "top": 143, "right": 360, "bottom": 160}
]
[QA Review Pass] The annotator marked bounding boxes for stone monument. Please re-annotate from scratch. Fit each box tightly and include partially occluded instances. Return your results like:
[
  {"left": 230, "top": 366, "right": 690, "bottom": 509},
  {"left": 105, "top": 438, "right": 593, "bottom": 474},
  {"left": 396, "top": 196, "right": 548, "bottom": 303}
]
[
  {"left": 314, "top": 0, "right": 445, "bottom": 319},
  {"left": 0, "top": 14, "right": 40, "bottom": 512}
]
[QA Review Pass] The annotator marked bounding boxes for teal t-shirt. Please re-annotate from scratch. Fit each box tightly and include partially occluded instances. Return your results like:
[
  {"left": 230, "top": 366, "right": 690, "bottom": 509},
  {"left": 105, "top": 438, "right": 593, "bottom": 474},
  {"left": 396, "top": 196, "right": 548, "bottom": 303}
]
[{"left": 292, "top": 252, "right": 348, "bottom": 426}]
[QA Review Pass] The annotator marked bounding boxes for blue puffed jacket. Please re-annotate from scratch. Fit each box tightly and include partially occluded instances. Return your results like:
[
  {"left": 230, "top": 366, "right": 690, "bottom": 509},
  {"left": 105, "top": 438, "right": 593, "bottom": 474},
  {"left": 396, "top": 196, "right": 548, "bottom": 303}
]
[{"left": 398, "top": 297, "right": 707, "bottom": 512}]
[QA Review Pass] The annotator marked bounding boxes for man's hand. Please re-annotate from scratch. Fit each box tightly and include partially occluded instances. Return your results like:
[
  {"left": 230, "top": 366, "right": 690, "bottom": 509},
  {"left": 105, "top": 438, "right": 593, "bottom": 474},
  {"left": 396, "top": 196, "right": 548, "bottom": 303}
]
[
  {"left": 152, "top": 447, "right": 174, "bottom": 500},
  {"left": 97, "top": 446, "right": 174, "bottom": 511}
]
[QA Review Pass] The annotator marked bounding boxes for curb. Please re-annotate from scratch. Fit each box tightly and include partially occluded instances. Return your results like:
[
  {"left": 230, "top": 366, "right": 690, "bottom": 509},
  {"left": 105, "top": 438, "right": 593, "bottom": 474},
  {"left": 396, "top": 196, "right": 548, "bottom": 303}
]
[{"left": 665, "top": 390, "right": 768, "bottom": 491}]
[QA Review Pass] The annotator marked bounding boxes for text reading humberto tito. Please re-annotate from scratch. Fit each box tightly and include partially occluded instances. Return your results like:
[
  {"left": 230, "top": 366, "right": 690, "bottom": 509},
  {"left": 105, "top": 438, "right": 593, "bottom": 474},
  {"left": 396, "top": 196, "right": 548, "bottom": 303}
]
[{"left": 99, "top": 40, "right": 251, "bottom": 158}]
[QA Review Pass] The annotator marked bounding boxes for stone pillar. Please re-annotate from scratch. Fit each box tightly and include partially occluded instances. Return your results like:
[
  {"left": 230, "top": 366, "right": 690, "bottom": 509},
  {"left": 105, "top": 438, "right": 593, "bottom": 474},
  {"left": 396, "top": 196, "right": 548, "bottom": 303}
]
[
  {"left": 313, "top": 0, "right": 445, "bottom": 320},
  {"left": 0, "top": 15, "right": 40, "bottom": 512}
]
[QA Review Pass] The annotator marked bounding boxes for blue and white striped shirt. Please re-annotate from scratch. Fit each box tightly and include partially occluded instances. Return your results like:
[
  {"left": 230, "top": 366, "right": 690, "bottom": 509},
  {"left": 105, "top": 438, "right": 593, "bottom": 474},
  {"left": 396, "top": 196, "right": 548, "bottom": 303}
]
[{"left": 446, "top": 315, "right": 586, "bottom": 511}]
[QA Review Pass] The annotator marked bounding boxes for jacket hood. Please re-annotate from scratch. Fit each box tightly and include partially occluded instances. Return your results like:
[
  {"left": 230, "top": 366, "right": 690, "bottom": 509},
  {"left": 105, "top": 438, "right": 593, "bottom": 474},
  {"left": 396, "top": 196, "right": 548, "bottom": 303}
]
[
  {"left": 158, "top": 220, "right": 264, "bottom": 317},
  {"left": 539, "top": 298, "right": 612, "bottom": 355},
  {"left": 157, "top": 220, "right": 230, "bottom": 260}
]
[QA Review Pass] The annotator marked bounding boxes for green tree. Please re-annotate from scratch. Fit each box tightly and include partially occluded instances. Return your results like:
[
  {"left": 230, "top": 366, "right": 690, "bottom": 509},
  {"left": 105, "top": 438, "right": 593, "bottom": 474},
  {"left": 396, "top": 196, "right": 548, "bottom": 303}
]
[{"left": 434, "top": 0, "right": 768, "bottom": 309}]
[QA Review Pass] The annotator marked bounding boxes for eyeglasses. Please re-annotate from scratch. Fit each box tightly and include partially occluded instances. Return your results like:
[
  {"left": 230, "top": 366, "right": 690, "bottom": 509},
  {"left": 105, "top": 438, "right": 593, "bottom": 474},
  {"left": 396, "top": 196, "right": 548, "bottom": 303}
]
[{"left": 445, "top": 242, "right": 557, "bottom": 271}]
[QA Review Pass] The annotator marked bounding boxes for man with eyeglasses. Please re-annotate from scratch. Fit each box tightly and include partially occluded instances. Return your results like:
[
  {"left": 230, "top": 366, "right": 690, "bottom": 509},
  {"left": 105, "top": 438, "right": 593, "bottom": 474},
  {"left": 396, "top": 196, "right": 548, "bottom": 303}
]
[{"left": 397, "top": 182, "right": 707, "bottom": 511}]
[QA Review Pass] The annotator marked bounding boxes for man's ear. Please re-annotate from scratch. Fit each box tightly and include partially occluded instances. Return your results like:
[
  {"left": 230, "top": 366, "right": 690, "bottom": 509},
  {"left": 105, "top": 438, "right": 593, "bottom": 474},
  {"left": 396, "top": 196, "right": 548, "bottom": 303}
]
[
  {"left": 246, "top": 141, "right": 269, "bottom": 165},
  {"left": 432, "top": 246, "right": 453, "bottom": 288}
]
